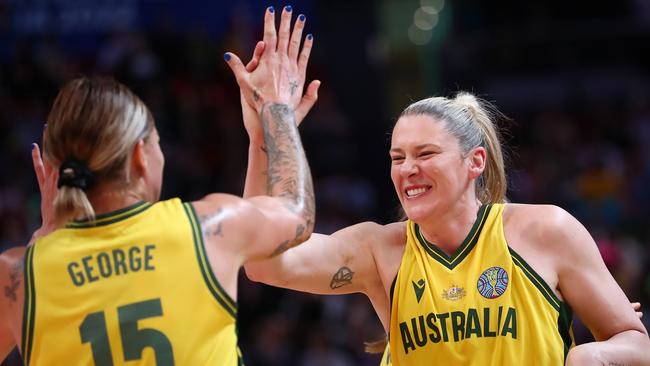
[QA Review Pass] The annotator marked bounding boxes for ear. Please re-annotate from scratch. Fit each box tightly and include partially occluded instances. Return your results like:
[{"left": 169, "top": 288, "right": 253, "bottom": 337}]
[
  {"left": 467, "top": 146, "right": 486, "bottom": 180},
  {"left": 131, "top": 139, "right": 147, "bottom": 176}
]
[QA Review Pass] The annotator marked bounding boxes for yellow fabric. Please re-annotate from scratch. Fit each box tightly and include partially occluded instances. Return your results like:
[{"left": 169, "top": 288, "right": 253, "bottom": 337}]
[
  {"left": 23, "top": 199, "right": 242, "bottom": 366},
  {"left": 379, "top": 343, "right": 392, "bottom": 366},
  {"left": 388, "top": 204, "right": 573, "bottom": 365}
]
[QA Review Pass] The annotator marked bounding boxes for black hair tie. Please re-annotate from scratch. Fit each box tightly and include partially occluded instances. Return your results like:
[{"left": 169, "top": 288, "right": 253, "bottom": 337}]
[{"left": 57, "top": 158, "right": 94, "bottom": 190}]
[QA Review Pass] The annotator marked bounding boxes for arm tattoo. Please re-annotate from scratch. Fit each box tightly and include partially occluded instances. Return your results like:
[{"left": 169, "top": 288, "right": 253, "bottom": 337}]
[
  {"left": 253, "top": 89, "right": 261, "bottom": 102},
  {"left": 4, "top": 259, "right": 24, "bottom": 302},
  {"left": 200, "top": 208, "right": 225, "bottom": 238},
  {"left": 289, "top": 80, "right": 299, "bottom": 96},
  {"left": 270, "top": 224, "right": 305, "bottom": 257},
  {"left": 330, "top": 266, "right": 354, "bottom": 289},
  {"left": 261, "top": 103, "right": 315, "bottom": 255}
]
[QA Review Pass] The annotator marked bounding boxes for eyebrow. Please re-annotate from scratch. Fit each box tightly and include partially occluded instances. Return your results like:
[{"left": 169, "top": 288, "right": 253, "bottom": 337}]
[{"left": 390, "top": 143, "right": 440, "bottom": 153}]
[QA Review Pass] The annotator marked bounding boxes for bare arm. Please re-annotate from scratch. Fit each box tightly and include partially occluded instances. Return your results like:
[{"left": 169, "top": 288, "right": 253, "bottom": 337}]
[
  {"left": 541, "top": 207, "right": 650, "bottom": 365},
  {"left": 245, "top": 222, "right": 380, "bottom": 295},
  {"left": 239, "top": 15, "right": 319, "bottom": 200},
  {"left": 0, "top": 248, "right": 25, "bottom": 361},
  {"left": 215, "top": 6, "right": 317, "bottom": 260},
  {"left": 244, "top": 221, "right": 404, "bottom": 295}
]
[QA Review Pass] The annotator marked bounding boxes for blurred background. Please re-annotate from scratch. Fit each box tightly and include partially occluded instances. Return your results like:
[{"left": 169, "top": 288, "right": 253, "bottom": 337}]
[{"left": 1, "top": 0, "right": 649, "bottom": 365}]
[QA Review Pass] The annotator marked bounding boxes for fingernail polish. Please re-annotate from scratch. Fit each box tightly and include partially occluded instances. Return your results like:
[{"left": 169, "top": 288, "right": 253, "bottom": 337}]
[
  {"left": 31, "top": 143, "right": 36, "bottom": 151},
  {"left": 43, "top": 123, "right": 47, "bottom": 130},
  {"left": 307, "top": 34, "right": 313, "bottom": 40},
  {"left": 223, "top": 53, "right": 231, "bottom": 61},
  {"left": 268, "top": 6, "right": 274, "bottom": 13},
  {"left": 299, "top": 14, "right": 305, "bottom": 22},
  {"left": 285, "top": 5, "right": 292, "bottom": 12}
]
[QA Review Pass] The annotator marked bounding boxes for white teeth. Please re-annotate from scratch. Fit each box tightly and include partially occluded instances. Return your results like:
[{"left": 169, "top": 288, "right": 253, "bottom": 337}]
[{"left": 406, "top": 187, "right": 427, "bottom": 197}]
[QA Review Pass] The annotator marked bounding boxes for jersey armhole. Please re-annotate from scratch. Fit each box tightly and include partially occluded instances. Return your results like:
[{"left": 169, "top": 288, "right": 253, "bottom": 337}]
[{"left": 183, "top": 202, "right": 238, "bottom": 319}]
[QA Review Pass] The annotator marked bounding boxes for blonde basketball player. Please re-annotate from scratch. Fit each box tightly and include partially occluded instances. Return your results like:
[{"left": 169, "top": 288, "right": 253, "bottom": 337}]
[
  {"left": 242, "top": 93, "right": 650, "bottom": 365},
  {"left": 0, "top": 6, "right": 318, "bottom": 365}
]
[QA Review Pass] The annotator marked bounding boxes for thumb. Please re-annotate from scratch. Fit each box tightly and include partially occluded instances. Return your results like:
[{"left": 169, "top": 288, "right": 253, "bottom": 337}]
[
  {"left": 295, "top": 80, "right": 321, "bottom": 126},
  {"left": 224, "top": 52, "right": 248, "bottom": 84}
]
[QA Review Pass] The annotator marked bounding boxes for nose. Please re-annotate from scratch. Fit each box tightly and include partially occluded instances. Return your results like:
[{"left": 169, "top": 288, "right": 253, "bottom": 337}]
[{"left": 400, "top": 158, "right": 419, "bottom": 178}]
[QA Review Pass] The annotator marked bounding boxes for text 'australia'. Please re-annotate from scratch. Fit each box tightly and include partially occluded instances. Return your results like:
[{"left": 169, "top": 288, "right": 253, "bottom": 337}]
[{"left": 399, "top": 306, "right": 517, "bottom": 354}]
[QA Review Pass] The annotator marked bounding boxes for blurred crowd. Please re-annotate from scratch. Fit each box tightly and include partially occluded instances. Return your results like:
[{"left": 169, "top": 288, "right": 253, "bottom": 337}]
[{"left": 1, "top": 1, "right": 649, "bottom": 365}]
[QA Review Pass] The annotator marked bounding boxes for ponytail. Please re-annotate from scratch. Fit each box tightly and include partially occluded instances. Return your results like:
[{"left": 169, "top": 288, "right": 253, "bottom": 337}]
[{"left": 453, "top": 93, "right": 507, "bottom": 203}]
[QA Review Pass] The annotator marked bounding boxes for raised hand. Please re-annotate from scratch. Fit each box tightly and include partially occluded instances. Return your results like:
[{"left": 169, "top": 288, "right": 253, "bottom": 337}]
[
  {"left": 240, "top": 39, "right": 320, "bottom": 145},
  {"left": 225, "top": 6, "right": 316, "bottom": 114},
  {"left": 29, "top": 143, "right": 58, "bottom": 245}
]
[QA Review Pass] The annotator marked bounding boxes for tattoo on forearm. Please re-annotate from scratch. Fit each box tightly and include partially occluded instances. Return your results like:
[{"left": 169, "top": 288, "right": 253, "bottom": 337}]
[
  {"left": 270, "top": 224, "right": 305, "bottom": 257},
  {"left": 330, "top": 266, "right": 354, "bottom": 289},
  {"left": 254, "top": 89, "right": 260, "bottom": 102},
  {"left": 261, "top": 103, "right": 315, "bottom": 253},
  {"left": 289, "top": 81, "right": 299, "bottom": 96},
  {"left": 4, "top": 259, "right": 24, "bottom": 302},
  {"left": 200, "top": 209, "right": 225, "bottom": 238}
]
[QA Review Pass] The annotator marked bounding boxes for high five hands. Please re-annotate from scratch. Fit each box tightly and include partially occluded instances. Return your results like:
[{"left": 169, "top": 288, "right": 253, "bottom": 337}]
[{"left": 224, "top": 5, "right": 320, "bottom": 117}]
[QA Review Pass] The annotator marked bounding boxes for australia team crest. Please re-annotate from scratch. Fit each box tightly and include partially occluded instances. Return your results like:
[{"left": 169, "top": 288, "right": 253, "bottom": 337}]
[{"left": 477, "top": 266, "right": 508, "bottom": 299}]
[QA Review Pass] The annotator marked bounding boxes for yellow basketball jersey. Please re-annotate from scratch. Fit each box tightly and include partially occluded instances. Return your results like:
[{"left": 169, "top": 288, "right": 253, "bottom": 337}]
[
  {"left": 389, "top": 204, "right": 573, "bottom": 365},
  {"left": 379, "top": 343, "right": 391, "bottom": 366},
  {"left": 23, "top": 199, "right": 243, "bottom": 365}
]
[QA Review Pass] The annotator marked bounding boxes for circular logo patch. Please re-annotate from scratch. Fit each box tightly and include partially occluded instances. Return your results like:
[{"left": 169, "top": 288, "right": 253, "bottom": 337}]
[{"left": 477, "top": 266, "right": 509, "bottom": 299}]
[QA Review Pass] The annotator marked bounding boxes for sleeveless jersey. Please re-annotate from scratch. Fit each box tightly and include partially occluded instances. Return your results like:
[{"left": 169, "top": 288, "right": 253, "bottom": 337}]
[
  {"left": 23, "top": 199, "right": 243, "bottom": 365},
  {"left": 388, "top": 204, "right": 573, "bottom": 365},
  {"left": 379, "top": 343, "right": 391, "bottom": 366}
]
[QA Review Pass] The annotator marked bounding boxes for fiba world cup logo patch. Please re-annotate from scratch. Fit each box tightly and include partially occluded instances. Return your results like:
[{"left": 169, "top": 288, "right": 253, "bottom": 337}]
[{"left": 477, "top": 267, "right": 509, "bottom": 299}]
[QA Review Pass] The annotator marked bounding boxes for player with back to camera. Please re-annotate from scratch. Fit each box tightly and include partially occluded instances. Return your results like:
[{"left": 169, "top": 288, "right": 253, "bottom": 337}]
[
  {"left": 0, "top": 6, "right": 319, "bottom": 365},
  {"left": 239, "top": 81, "right": 650, "bottom": 364}
]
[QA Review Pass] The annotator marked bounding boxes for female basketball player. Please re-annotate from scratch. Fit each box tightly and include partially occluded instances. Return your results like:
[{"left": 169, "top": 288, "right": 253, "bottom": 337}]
[
  {"left": 0, "top": 6, "right": 318, "bottom": 365},
  {"left": 241, "top": 91, "right": 650, "bottom": 365}
]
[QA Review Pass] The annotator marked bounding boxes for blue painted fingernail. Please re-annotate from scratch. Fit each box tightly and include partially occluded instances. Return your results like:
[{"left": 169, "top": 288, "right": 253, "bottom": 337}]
[
  {"left": 31, "top": 143, "right": 36, "bottom": 151},
  {"left": 307, "top": 34, "right": 313, "bottom": 40},
  {"left": 299, "top": 14, "right": 305, "bottom": 22},
  {"left": 268, "top": 6, "right": 274, "bottom": 13},
  {"left": 285, "top": 5, "right": 292, "bottom": 12},
  {"left": 223, "top": 53, "right": 231, "bottom": 61},
  {"left": 43, "top": 123, "right": 47, "bottom": 130}
]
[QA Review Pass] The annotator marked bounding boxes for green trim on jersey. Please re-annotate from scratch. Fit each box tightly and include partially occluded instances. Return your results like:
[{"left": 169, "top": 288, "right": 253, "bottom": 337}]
[
  {"left": 183, "top": 203, "right": 237, "bottom": 318},
  {"left": 558, "top": 301, "right": 574, "bottom": 361},
  {"left": 508, "top": 248, "right": 561, "bottom": 311},
  {"left": 66, "top": 201, "right": 153, "bottom": 228},
  {"left": 414, "top": 205, "right": 491, "bottom": 270},
  {"left": 22, "top": 245, "right": 36, "bottom": 366},
  {"left": 509, "top": 247, "right": 574, "bottom": 358}
]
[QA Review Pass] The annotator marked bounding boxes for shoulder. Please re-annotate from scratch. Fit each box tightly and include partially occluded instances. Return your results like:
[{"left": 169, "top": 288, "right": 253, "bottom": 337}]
[
  {"left": 190, "top": 193, "right": 260, "bottom": 221},
  {"left": 0, "top": 247, "right": 26, "bottom": 278},
  {"left": 335, "top": 221, "right": 406, "bottom": 247},
  {"left": 503, "top": 203, "right": 591, "bottom": 254},
  {"left": 0, "top": 246, "right": 27, "bottom": 316},
  {"left": 504, "top": 203, "right": 576, "bottom": 235},
  {"left": 193, "top": 193, "right": 248, "bottom": 209}
]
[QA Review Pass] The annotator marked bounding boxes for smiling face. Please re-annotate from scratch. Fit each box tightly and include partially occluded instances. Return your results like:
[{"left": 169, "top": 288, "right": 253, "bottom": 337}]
[{"left": 390, "top": 114, "right": 485, "bottom": 224}]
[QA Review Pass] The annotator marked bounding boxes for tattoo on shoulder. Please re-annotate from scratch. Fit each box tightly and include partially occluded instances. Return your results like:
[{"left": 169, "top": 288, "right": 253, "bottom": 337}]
[
  {"left": 4, "top": 258, "right": 24, "bottom": 302},
  {"left": 199, "top": 209, "right": 225, "bottom": 238},
  {"left": 330, "top": 266, "right": 354, "bottom": 289}
]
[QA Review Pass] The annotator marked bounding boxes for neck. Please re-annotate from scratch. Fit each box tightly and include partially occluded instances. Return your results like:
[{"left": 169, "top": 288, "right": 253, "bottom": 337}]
[
  {"left": 86, "top": 182, "right": 148, "bottom": 217},
  {"left": 417, "top": 195, "right": 482, "bottom": 256}
]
